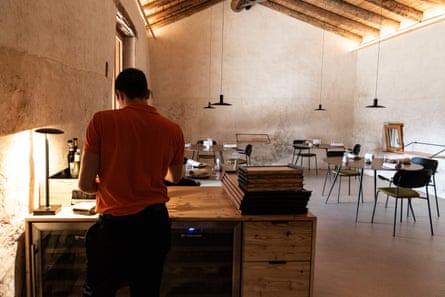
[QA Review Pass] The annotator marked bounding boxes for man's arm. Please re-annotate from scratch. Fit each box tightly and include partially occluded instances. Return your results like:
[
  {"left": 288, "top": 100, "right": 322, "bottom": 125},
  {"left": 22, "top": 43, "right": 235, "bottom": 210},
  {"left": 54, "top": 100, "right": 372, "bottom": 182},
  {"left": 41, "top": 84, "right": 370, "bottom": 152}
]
[
  {"left": 78, "top": 150, "right": 100, "bottom": 193},
  {"left": 164, "top": 163, "right": 184, "bottom": 184}
]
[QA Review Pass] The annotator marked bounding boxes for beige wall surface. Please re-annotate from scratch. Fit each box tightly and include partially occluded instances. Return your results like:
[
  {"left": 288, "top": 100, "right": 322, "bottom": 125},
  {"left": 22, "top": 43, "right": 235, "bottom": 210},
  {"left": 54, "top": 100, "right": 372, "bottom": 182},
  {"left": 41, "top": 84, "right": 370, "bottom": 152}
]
[
  {"left": 147, "top": 2, "right": 358, "bottom": 165},
  {"left": 147, "top": 3, "right": 445, "bottom": 195},
  {"left": 354, "top": 22, "right": 445, "bottom": 151},
  {"left": 0, "top": 0, "right": 149, "bottom": 296},
  {"left": 353, "top": 22, "right": 445, "bottom": 197},
  {"left": 0, "top": 0, "right": 444, "bottom": 295}
]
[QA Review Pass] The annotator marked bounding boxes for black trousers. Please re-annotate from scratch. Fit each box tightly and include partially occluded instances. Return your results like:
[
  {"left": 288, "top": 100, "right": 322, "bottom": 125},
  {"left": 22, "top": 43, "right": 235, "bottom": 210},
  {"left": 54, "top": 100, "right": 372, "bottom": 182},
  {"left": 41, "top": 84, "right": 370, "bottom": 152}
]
[{"left": 83, "top": 204, "right": 171, "bottom": 297}]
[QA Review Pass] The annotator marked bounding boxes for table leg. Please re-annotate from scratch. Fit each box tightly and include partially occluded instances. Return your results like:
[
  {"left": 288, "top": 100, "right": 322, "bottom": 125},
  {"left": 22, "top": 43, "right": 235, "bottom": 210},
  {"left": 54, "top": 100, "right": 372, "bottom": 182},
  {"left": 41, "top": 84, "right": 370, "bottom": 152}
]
[
  {"left": 374, "top": 170, "right": 377, "bottom": 201},
  {"left": 371, "top": 169, "right": 379, "bottom": 223},
  {"left": 355, "top": 168, "right": 364, "bottom": 222},
  {"left": 325, "top": 166, "right": 341, "bottom": 204}
]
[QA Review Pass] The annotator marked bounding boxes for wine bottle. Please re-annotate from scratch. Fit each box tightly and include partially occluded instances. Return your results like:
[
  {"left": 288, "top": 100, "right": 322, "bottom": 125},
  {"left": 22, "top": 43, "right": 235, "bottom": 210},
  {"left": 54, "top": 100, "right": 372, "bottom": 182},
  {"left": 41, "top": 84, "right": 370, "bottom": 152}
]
[
  {"left": 67, "top": 139, "right": 74, "bottom": 174},
  {"left": 71, "top": 148, "right": 81, "bottom": 178}
]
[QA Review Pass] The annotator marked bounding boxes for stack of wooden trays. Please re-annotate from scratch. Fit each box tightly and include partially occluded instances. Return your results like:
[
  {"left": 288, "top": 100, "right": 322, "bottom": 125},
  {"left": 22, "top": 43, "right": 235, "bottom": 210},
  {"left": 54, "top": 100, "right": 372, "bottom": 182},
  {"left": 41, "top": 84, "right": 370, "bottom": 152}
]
[{"left": 222, "top": 165, "right": 311, "bottom": 215}]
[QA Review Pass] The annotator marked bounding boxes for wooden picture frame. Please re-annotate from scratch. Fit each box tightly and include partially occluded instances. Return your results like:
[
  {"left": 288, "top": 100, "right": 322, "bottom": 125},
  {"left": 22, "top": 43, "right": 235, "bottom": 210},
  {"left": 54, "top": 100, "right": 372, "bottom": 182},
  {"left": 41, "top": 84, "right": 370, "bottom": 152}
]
[{"left": 384, "top": 123, "right": 404, "bottom": 153}]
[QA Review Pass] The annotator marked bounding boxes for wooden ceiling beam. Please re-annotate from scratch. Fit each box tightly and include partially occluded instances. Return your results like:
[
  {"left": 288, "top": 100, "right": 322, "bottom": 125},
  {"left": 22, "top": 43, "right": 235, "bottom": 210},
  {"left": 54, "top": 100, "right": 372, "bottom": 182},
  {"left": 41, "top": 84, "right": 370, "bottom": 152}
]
[
  {"left": 302, "top": 0, "right": 400, "bottom": 29},
  {"left": 423, "top": 0, "right": 445, "bottom": 4},
  {"left": 269, "top": 0, "right": 383, "bottom": 38},
  {"left": 366, "top": 0, "right": 424, "bottom": 22},
  {"left": 142, "top": 0, "right": 443, "bottom": 42},
  {"left": 262, "top": 1, "right": 364, "bottom": 42},
  {"left": 147, "top": 0, "right": 221, "bottom": 29},
  {"left": 145, "top": 0, "right": 208, "bottom": 19}
]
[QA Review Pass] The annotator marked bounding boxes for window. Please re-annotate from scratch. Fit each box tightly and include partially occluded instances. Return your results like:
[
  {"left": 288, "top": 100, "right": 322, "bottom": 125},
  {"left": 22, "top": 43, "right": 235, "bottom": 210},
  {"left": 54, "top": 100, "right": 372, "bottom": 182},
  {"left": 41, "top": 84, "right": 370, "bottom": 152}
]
[{"left": 113, "top": 8, "right": 136, "bottom": 108}]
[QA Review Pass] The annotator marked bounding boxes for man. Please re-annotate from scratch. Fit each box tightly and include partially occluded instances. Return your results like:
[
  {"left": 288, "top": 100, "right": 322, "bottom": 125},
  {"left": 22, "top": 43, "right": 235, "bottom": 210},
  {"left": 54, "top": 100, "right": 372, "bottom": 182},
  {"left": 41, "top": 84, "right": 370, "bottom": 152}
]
[{"left": 78, "top": 68, "right": 184, "bottom": 297}]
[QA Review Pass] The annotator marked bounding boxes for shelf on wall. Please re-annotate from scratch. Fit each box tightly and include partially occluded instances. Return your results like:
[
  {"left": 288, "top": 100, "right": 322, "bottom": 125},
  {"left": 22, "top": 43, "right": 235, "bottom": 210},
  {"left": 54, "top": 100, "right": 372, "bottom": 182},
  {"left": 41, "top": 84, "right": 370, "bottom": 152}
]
[
  {"left": 236, "top": 133, "right": 271, "bottom": 144},
  {"left": 404, "top": 141, "right": 445, "bottom": 158}
]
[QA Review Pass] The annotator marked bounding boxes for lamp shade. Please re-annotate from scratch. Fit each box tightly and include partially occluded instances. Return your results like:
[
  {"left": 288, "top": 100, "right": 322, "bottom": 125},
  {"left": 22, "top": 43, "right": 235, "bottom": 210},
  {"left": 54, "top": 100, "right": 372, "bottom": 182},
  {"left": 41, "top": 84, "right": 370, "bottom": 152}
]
[
  {"left": 212, "top": 94, "right": 232, "bottom": 106},
  {"left": 35, "top": 128, "right": 64, "bottom": 134},
  {"left": 203, "top": 101, "right": 215, "bottom": 109},
  {"left": 314, "top": 104, "right": 326, "bottom": 111},
  {"left": 366, "top": 98, "right": 386, "bottom": 108}
]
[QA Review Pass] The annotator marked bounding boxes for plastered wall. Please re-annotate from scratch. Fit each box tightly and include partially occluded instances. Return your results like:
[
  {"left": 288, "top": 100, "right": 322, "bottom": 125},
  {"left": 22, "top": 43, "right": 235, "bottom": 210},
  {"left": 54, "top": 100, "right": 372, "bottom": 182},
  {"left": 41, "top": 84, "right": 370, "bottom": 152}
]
[
  {"left": 0, "top": 1, "right": 444, "bottom": 296},
  {"left": 0, "top": 0, "right": 149, "bottom": 296},
  {"left": 147, "top": 3, "right": 445, "bottom": 191},
  {"left": 147, "top": 2, "right": 358, "bottom": 165}
]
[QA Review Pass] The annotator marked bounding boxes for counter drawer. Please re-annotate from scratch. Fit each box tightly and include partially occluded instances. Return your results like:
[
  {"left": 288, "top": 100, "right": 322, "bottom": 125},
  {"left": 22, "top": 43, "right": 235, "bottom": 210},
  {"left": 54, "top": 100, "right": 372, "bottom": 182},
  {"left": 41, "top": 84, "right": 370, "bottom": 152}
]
[
  {"left": 243, "top": 221, "right": 313, "bottom": 261},
  {"left": 241, "top": 261, "right": 311, "bottom": 297}
]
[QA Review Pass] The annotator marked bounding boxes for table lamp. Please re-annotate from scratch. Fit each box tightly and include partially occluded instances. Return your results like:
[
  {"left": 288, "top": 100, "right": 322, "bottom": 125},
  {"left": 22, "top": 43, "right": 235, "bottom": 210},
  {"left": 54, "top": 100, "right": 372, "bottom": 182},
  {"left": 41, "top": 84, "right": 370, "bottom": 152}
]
[{"left": 33, "top": 128, "right": 64, "bottom": 215}]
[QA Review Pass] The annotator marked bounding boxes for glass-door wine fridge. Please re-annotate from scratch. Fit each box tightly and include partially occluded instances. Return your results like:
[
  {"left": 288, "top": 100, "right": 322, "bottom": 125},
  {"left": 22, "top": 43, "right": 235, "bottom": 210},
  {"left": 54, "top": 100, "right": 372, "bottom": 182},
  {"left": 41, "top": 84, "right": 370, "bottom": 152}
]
[{"left": 26, "top": 220, "right": 241, "bottom": 297}]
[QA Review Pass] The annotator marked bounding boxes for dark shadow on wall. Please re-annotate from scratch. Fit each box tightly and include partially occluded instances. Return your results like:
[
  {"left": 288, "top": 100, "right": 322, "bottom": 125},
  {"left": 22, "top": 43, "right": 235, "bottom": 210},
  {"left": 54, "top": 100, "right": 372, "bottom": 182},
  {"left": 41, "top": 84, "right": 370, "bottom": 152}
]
[{"left": 15, "top": 233, "right": 26, "bottom": 297}]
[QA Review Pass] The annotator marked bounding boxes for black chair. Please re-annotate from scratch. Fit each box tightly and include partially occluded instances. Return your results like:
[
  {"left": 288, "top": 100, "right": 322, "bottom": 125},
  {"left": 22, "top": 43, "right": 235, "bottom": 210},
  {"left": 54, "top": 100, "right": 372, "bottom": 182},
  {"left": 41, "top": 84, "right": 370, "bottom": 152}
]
[
  {"left": 372, "top": 169, "right": 434, "bottom": 236},
  {"left": 378, "top": 157, "right": 439, "bottom": 217},
  {"left": 228, "top": 144, "right": 253, "bottom": 166},
  {"left": 195, "top": 139, "right": 217, "bottom": 163},
  {"left": 239, "top": 144, "right": 253, "bottom": 165},
  {"left": 322, "top": 150, "right": 344, "bottom": 195},
  {"left": 351, "top": 144, "right": 361, "bottom": 155},
  {"left": 291, "top": 139, "right": 318, "bottom": 175},
  {"left": 411, "top": 157, "right": 439, "bottom": 216},
  {"left": 323, "top": 149, "right": 362, "bottom": 204}
]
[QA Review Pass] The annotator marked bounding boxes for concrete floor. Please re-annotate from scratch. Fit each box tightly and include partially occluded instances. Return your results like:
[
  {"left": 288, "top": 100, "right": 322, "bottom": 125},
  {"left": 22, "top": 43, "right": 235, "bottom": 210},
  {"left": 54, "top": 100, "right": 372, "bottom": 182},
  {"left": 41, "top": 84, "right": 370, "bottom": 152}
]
[
  {"left": 304, "top": 170, "right": 445, "bottom": 297},
  {"left": 118, "top": 169, "right": 445, "bottom": 297}
]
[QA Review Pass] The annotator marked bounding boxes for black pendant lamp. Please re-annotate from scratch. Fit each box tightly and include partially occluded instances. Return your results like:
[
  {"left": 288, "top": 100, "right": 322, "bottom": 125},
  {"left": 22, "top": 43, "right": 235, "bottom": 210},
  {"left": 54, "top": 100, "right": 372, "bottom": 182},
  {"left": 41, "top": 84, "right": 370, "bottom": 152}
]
[
  {"left": 212, "top": 1, "right": 231, "bottom": 107},
  {"left": 315, "top": 25, "right": 327, "bottom": 111},
  {"left": 204, "top": 9, "right": 215, "bottom": 109},
  {"left": 212, "top": 94, "right": 231, "bottom": 106},
  {"left": 366, "top": 98, "right": 385, "bottom": 108},
  {"left": 366, "top": 1, "right": 386, "bottom": 108},
  {"left": 314, "top": 2, "right": 327, "bottom": 111},
  {"left": 203, "top": 101, "right": 216, "bottom": 109},
  {"left": 315, "top": 104, "right": 326, "bottom": 111}
]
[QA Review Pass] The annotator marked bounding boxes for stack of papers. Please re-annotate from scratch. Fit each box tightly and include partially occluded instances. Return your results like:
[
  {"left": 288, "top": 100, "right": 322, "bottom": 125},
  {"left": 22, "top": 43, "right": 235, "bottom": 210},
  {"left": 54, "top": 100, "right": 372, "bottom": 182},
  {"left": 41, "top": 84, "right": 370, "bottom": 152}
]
[
  {"left": 187, "top": 169, "right": 210, "bottom": 179},
  {"left": 72, "top": 201, "right": 96, "bottom": 215},
  {"left": 331, "top": 142, "right": 344, "bottom": 147},
  {"left": 186, "top": 159, "right": 204, "bottom": 168},
  {"left": 223, "top": 143, "right": 237, "bottom": 148},
  {"left": 382, "top": 162, "right": 397, "bottom": 169}
]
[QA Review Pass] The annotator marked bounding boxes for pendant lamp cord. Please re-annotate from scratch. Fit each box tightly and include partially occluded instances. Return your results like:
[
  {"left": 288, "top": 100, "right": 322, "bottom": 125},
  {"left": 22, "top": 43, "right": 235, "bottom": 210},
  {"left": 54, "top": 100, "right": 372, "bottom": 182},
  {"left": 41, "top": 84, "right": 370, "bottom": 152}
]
[
  {"left": 319, "top": 29, "right": 325, "bottom": 106},
  {"left": 374, "top": 2, "right": 383, "bottom": 99},
  {"left": 220, "top": 1, "right": 225, "bottom": 95},
  {"left": 209, "top": 9, "right": 213, "bottom": 100}
]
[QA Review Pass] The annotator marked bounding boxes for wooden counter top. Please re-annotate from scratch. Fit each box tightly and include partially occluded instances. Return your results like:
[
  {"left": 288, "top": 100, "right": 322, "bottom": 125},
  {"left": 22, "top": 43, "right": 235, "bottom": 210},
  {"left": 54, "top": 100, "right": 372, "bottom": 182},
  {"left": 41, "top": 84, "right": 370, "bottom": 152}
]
[
  {"left": 167, "top": 186, "right": 241, "bottom": 220},
  {"left": 26, "top": 186, "right": 315, "bottom": 222}
]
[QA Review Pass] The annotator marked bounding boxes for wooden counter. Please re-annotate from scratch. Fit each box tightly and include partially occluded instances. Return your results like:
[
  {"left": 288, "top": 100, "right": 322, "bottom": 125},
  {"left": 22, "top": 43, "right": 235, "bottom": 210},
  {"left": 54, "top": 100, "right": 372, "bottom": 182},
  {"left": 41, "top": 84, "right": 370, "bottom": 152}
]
[
  {"left": 26, "top": 186, "right": 316, "bottom": 297},
  {"left": 167, "top": 186, "right": 241, "bottom": 220}
]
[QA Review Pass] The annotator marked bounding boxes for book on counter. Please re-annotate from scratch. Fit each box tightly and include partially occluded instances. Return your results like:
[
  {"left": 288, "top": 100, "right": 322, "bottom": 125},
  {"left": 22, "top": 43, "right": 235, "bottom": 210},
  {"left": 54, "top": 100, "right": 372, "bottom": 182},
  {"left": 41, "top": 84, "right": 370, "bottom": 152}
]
[
  {"left": 222, "top": 165, "right": 311, "bottom": 215},
  {"left": 237, "top": 165, "right": 304, "bottom": 192},
  {"left": 71, "top": 201, "right": 96, "bottom": 215}
]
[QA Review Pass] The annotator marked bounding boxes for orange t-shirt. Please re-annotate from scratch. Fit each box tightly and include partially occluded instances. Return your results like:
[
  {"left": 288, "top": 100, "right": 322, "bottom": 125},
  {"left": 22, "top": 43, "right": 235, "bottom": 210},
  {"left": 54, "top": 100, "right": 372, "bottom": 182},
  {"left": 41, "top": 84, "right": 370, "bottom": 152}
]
[{"left": 83, "top": 104, "right": 184, "bottom": 216}]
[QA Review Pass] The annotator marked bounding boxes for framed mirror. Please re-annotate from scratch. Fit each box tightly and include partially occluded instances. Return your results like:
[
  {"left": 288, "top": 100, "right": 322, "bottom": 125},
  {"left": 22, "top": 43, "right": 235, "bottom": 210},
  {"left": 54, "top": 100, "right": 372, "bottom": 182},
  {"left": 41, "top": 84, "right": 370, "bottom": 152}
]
[{"left": 384, "top": 123, "right": 404, "bottom": 153}]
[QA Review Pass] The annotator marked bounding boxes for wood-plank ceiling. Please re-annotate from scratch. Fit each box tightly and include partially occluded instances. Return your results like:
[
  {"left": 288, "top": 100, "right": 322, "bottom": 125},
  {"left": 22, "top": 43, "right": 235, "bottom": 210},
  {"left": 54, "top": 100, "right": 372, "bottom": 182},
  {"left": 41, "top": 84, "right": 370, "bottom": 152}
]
[{"left": 138, "top": 0, "right": 445, "bottom": 43}]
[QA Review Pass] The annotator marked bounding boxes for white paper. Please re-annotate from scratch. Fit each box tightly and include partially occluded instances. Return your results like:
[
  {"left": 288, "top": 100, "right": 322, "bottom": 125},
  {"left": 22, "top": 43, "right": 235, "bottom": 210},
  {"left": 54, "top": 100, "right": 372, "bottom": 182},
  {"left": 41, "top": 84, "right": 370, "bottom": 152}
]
[
  {"left": 72, "top": 201, "right": 96, "bottom": 214},
  {"left": 382, "top": 162, "right": 397, "bottom": 169},
  {"left": 186, "top": 159, "right": 203, "bottom": 167},
  {"left": 223, "top": 143, "right": 237, "bottom": 148}
]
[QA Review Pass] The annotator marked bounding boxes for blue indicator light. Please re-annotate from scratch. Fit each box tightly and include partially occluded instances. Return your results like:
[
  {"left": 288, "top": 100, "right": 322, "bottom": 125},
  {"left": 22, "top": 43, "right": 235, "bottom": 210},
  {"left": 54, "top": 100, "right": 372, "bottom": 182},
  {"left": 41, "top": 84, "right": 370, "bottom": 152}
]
[{"left": 186, "top": 227, "right": 196, "bottom": 233}]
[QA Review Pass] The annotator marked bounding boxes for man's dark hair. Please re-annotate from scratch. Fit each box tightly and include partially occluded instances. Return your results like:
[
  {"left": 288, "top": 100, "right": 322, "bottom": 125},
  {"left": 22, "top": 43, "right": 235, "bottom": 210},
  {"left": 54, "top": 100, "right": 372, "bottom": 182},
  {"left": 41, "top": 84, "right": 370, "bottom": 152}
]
[{"left": 115, "top": 68, "right": 149, "bottom": 99}]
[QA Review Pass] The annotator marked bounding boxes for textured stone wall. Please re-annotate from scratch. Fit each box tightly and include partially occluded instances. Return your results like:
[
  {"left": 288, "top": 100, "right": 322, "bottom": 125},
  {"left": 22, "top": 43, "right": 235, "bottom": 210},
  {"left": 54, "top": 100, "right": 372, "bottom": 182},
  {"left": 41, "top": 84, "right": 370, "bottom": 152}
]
[
  {"left": 148, "top": 3, "right": 445, "bottom": 196},
  {"left": 0, "top": 0, "right": 149, "bottom": 296},
  {"left": 148, "top": 3, "right": 357, "bottom": 165},
  {"left": 1, "top": 0, "right": 445, "bottom": 296}
]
